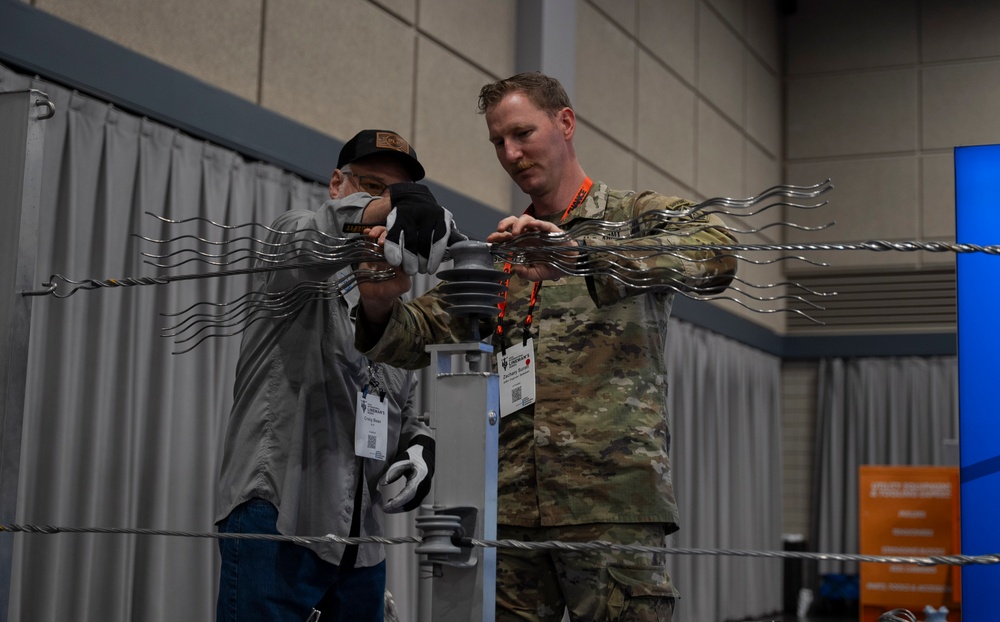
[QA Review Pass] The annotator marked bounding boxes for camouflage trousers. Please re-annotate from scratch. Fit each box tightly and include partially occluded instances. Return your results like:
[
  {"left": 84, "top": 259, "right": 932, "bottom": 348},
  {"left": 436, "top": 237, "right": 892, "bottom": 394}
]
[{"left": 496, "top": 523, "right": 677, "bottom": 622}]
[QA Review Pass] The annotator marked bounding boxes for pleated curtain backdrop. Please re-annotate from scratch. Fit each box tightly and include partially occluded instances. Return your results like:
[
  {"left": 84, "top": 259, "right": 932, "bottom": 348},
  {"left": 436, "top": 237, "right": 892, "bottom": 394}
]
[
  {"left": 812, "top": 356, "right": 959, "bottom": 579},
  {"left": 2, "top": 62, "right": 330, "bottom": 621},
  {"left": 3, "top": 61, "right": 787, "bottom": 622},
  {"left": 665, "top": 318, "right": 784, "bottom": 622}
]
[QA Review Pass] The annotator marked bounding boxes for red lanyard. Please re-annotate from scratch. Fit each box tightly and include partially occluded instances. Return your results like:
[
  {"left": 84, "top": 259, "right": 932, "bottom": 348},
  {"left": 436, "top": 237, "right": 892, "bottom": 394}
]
[{"left": 495, "top": 178, "right": 593, "bottom": 350}]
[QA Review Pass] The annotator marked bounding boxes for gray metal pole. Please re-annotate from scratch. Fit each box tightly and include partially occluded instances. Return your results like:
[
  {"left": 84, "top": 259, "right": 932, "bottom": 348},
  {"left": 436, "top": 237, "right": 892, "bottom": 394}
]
[
  {"left": 418, "top": 342, "right": 499, "bottom": 622},
  {"left": 0, "top": 89, "right": 51, "bottom": 622}
]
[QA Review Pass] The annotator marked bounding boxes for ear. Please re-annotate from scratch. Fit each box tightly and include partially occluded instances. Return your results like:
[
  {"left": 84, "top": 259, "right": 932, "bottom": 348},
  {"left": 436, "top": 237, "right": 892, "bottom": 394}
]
[
  {"left": 556, "top": 107, "right": 575, "bottom": 141},
  {"left": 329, "top": 169, "right": 345, "bottom": 199}
]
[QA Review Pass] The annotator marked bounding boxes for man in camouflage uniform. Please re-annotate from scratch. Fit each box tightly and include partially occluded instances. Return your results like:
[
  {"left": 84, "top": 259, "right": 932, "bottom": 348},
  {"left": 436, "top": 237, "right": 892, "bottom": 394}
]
[{"left": 357, "top": 73, "right": 737, "bottom": 621}]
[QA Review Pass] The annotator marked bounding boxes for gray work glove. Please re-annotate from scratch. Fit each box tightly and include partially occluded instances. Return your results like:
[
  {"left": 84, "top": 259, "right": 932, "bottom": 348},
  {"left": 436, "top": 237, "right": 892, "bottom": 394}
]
[
  {"left": 382, "top": 436, "right": 435, "bottom": 513},
  {"left": 384, "top": 183, "right": 466, "bottom": 275}
]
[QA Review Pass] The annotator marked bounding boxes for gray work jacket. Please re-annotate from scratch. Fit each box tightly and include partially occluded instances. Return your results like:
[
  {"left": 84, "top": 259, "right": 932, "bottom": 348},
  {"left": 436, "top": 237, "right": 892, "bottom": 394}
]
[{"left": 216, "top": 193, "right": 429, "bottom": 566}]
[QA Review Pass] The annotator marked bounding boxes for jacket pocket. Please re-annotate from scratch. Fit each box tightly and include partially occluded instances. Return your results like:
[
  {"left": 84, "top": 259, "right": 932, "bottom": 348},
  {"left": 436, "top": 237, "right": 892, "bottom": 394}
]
[{"left": 605, "top": 565, "right": 677, "bottom": 622}]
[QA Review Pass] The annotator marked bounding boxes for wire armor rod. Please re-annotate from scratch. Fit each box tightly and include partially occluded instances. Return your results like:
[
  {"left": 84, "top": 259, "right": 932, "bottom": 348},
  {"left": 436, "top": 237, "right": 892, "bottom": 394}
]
[
  {"left": 21, "top": 181, "right": 996, "bottom": 352},
  {"left": 23, "top": 239, "right": 1000, "bottom": 299}
]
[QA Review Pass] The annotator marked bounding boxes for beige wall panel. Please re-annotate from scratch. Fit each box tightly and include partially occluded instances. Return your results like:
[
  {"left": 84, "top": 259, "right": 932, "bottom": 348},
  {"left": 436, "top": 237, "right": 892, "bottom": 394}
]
[
  {"left": 37, "top": 0, "right": 262, "bottom": 102},
  {"left": 914, "top": 253, "right": 956, "bottom": 272},
  {"left": 746, "top": 52, "right": 780, "bottom": 158},
  {"left": 745, "top": 0, "right": 781, "bottom": 73},
  {"left": 589, "top": 0, "right": 637, "bottom": 35},
  {"left": 414, "top": 40, "right": 511, "bottom": 212},
  {"left": 637, "top": 0, "right": 697, "bottom": 85},
  {"left": 920, "top": 0, "right": 1000, "bottom": 63},
  {"left": 637, "top": 51, "right": 697, "bottom": 188},
  {"left": 696, "top": 102, "right": 743, "bottom": 199},
  {"left": 260, "top": 0, "right": 416, "bottom": 143},
  {"left": 922, "top": 61, "right": 1000, "bottom": 150},
  {"left": 637, "top": 160, "right": 696, "bottom": 201},
  {"left": 575, "top": 1, "right": 636, "bottom": 147},
  {"left": 786, "top": 70, "right": 918, "bottom": 160},
  {"left": 785, "top": 157, "right": 919, "bottom": 244},
  {"left": 745, "top": 140, "right": 782, "bottom": 244},
  {"left": 575, "top": 123, "right": 634, "bottom": 191},
  {"left": 782, "top": 247, "right": 921, "bottom": 274},
  {"left": 372, "top": 0, "right": 416, "bottom": 23},
  {"left": 920, "top": 153, "right": 956, "bottom": 241},
  {"left": 418, "top": 0, "right": 516, "bottom": 79},
  {"left": 705, "top": 0, "right": 744, "bottom": 34},
  {"left": 698, "top": 6, "right": 744, "bottom": 125},
  {"left": 745, "top": 139, "right": 781, "bottom": 196},
  {"left": 785, "top": 157, "right": 922, "bottom": 272},
  {"left": 784, "top": 0, "right": 918, "bottom": 75}
]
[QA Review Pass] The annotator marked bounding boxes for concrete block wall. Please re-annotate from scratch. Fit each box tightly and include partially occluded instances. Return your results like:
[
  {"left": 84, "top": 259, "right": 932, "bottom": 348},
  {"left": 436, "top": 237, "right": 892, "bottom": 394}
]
[
  {"left": 572, "top": 0, "right": 787, "bottom": 331},
  {"left": 32, "top": 0, "right": 517, "bottom": 225},
  {"left": 28, "top": 0, "right": 789, "bottom": 331},
  {"left": 779, "top": 0, "right": 1000, "bottom": 538},
  {"left": 784, "top": 0, "right": 1000, "bottom": 272}
]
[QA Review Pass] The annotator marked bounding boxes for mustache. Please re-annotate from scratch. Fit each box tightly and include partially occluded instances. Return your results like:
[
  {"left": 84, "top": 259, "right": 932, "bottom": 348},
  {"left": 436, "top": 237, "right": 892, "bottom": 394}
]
[{"left": 513, "top": 160, "right": 535, "bottom": 173}]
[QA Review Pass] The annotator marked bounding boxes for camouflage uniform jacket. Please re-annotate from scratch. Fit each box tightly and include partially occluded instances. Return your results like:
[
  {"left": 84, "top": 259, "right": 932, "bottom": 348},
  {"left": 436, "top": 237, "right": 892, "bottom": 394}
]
[{"left": 356, "top": 181, "right": 736, "bottom": 529}]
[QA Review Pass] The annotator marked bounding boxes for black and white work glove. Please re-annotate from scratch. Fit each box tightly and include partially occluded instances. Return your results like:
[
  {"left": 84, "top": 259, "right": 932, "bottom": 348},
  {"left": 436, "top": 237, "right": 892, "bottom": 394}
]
[
  {"left": 381, "top": 436, "right": 435, "bottom": 513},
  {"left": 384, "top": 183, "right": 466, "bottom": 275}
]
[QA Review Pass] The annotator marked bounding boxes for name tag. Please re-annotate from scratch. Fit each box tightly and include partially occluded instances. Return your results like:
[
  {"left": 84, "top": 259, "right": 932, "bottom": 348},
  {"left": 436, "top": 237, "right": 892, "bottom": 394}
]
[
  {"left": 497, "top": 338, "right": 536, "bottom": 417},
  {"left": 355, "top": 389, "right": 388, "bottom": 460}
]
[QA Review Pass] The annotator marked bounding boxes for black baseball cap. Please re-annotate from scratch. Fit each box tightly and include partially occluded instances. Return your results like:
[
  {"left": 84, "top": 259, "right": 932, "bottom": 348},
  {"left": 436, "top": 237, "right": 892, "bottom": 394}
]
[{"left": 336, "top": 129, "right": 425, "bottom": 182}]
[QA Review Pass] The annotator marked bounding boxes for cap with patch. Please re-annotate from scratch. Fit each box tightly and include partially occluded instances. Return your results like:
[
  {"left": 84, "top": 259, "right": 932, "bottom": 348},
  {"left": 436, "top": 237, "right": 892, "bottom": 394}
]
[{"left": 336, "top": 129, "right": 425, "bottom": 182}]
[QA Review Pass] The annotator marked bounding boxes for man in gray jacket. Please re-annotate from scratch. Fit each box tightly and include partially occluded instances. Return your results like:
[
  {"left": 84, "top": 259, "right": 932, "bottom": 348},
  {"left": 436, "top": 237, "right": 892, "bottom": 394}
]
[{"left": 215, "top": 129, "right": 453, "bottom": 622}]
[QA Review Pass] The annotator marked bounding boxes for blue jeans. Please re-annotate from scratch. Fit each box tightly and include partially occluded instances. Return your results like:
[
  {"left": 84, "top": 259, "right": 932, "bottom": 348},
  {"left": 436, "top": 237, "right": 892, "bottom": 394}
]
[{"left": 216, "top": 499, "right": 385, "bottom": 622}]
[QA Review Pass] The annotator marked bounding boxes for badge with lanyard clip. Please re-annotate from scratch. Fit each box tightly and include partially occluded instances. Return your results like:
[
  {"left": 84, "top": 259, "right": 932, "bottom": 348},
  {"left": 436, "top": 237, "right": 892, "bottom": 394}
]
[
  {"left": 496, "top": 266, "right": 539, "bottom": 418},
  {"left": 355, "top": 361, "right": 388, "bottom": 460}
]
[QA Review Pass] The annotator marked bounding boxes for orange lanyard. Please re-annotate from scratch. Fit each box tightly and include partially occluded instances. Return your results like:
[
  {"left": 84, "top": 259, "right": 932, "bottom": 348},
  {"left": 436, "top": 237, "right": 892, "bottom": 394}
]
[{"left": 495, "top": 178, "right": 593, "bottom": 351}]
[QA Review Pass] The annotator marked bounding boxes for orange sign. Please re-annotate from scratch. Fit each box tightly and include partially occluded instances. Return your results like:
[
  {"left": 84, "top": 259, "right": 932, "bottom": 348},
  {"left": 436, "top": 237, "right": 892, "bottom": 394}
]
[{"left": 859, "top": 466, "right": 961, "bottom": 621}]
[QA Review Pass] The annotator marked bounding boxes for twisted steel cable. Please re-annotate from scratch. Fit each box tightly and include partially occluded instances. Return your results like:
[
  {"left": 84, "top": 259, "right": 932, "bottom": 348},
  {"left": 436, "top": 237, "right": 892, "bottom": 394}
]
[{"left": 1, "top": 522, "right": 997, "bottom": 567}]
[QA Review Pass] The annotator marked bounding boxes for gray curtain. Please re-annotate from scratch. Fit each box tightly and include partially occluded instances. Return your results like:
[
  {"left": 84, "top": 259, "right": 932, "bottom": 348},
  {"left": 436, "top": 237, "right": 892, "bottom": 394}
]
[
  {"left": 1, "top": 60, "right": 432, "bottom": 622},
  {"left": 3, "top": 62, "right": 328, "bottom": 621},
  {"left": 665, "top": 317, "right": 784, "bottom": 622},
  {"left": 812, "top": 356, "right": 959, "bottom": 579}
]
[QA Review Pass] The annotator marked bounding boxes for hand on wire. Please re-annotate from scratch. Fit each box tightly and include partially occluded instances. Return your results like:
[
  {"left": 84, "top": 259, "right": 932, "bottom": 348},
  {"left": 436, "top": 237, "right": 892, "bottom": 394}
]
[
  {"left": 383, "top": 183, "right": 465, "bottom": 275},
  {"left": 487, "top": 214, "right": 578, "bottom": 282}
]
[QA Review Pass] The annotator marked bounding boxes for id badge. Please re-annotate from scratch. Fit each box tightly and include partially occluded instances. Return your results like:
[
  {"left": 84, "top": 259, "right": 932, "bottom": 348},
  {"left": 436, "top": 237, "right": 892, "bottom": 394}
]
[
  {"left": 497, "top": 338, "right": 536, "bottom": 417},
  {"left": 355, "top": 389, "right": 388, "bottom": 460}
]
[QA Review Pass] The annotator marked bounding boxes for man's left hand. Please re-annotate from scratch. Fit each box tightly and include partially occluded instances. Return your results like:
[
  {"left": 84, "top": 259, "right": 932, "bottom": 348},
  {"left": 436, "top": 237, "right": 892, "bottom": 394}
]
[
  {"left": 382, "top": 438, "right": 435, "bottom": 513},
  {"left": 487, "top": 215, "right": 579, "bottom": 282},
  {"left": 384, "top": 183, "right": 462, "bottom": 275}
]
